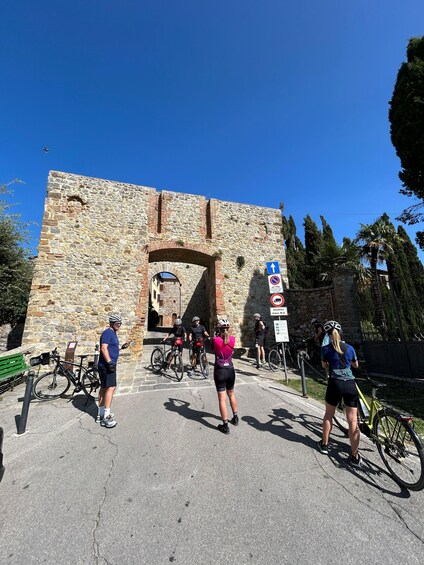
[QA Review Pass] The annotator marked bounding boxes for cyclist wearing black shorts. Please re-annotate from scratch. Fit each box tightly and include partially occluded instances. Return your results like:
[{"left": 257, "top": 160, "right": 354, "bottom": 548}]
[
  {"left": 163, "top": 318, "right": 186, "bottom": 364},
  {"left": 212, "top": 318, "right": 239, "bottom": 435},
  {"left": 188, "top": 316, "right": 210, "bottom": 377},
  {"left": 254, "top": 313, "right": 267, "bottom": 369},
  {"left": 318, "top": 320, "right": 361, "bottom": 468}
]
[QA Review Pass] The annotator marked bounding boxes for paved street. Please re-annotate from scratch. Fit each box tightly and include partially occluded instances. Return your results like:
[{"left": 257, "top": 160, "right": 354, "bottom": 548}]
[{"left": 0, "top": 335, "right": 423, "bottom": 564}]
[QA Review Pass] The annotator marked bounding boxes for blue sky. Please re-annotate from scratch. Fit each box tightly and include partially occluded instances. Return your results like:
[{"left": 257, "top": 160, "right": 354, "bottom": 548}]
[{"left": 1, "top": 1, "right": 424, "bottom": 261}]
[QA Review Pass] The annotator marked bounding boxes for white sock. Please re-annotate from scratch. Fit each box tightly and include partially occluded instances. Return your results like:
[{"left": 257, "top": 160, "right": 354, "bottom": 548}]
[{"left": 104, "top": 408, "right": 110, "bottom": 419}]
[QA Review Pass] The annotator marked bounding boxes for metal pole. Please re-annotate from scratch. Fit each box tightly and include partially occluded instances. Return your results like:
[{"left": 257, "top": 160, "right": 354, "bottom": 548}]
[
  {"left": 300, "top": 354, "right": 308, "bottom": 398},
  {"left": 282, "top": 343, "right": 288, "bottom": 384},
  {"left": 0, "top": 426, "right": 4, "bottom": 483},
  {"left": 17, "top": 375, "right": 34, "bottom": 435}
]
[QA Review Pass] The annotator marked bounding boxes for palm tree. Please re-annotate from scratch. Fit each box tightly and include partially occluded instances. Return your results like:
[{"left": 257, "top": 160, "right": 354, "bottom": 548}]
[{"left": 355, "top": 214, "right": 401, "bottom": 336}]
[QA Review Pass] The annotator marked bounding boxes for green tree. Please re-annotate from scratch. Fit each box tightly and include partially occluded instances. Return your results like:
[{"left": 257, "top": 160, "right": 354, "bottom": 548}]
[
  {"left": 389, "top": 36, "right": 424, "bottom": 249},
  {"left": 281, "top": 215, "right": 308, "bottom": 288},
  {"left": 303, "top": 214, "right": 323, "bottom": 287},
  {"left": 355, "top": 214, "right": 401, "bottom": 336},
  {"left": 0, "top": 181, "right": 33, "bottom": 325}
]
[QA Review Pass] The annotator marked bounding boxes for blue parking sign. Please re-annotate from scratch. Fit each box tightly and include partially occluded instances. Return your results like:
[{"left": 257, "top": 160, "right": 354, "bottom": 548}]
[{"left": 266, "top": 261, "right": 280, "bottom": 275}]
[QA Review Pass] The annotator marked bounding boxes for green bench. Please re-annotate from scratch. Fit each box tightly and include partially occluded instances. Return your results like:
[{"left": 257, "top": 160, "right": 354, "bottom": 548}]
[{"left": 0, "top": 352, "right": 29, "bottom": 396}]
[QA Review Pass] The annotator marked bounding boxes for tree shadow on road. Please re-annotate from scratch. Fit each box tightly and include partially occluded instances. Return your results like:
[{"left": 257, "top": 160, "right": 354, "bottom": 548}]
[
  {"left": 163, "top": 398, "right": 219, "bottom": 431},
  {"left": 243, "top": 407, "right": 410, "bottom": 498}
]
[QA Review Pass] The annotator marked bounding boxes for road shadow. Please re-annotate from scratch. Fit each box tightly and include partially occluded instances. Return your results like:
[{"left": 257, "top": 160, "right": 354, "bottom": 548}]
[
  {"left": 163, "top": 398, "right": 219, "bottom": 431},
  {"left": 70, "top": 394, "right": 98, "bottom": 421},
  {"left": 244, "top": 406, "right": 410, "bottom": 498}
]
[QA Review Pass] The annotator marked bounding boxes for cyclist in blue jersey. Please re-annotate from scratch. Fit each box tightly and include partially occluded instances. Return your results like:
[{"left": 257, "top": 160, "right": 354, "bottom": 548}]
[{"left": 318, "top": 320, "right": 361, "bottom": 468}]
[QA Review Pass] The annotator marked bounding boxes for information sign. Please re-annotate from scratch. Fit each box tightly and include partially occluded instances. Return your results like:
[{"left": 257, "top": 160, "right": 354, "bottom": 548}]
[
  {"left": 274, "top": 320, "right": 289, "bottom": 343},
  {"left": 270, "top": 307, "right": 288, "bottom": 317}
]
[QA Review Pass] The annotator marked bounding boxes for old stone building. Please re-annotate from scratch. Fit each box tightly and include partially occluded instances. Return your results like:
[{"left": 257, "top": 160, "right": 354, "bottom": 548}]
[{"left": 22, "top": 171, "right": 287, "bottom": 357}]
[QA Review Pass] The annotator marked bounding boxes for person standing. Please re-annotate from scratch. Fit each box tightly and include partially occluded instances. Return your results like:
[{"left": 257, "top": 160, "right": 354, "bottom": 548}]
[
  {"left": 188, "top": 316, "right": 210, "bottom": 377},
  {"left": 254, "top": 313, "right": 267, "bottom": 369},
  {"left": 318, "top": 320, "right": 361, "bottom": 467},
  {"left": 97, "top": 313, "right": 130, "bottom": 428},
  {"left": 162, "top": 318, "right": 186, "bottom": 367},
  {"left": 212, "top": 318, "right": 239, "bottom": 435}
]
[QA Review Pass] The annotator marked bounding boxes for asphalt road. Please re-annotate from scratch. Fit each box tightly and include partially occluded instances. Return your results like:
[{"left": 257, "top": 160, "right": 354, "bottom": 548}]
[{"left": 1, "top": 377, "right": 423, "bottom": 564}]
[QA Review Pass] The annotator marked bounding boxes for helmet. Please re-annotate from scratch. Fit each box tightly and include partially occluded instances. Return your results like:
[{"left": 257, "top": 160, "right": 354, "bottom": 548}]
[
  {"left": 254, "top": 313, "right": 261, "bottom": 319},
  {"left": 311, "top": 318, "right": 319, "bottom": 325},
  {"left": 109, "top": 314, "right": 122, "bottom": 324},
  {"left": 324, "top": 320, "right": 342, "bottom": 333},
  {"left": 217, "top": 318, "right": 230, "bottom": 329},
  {"left": 192, "top": 316, "right": 200, "bottom": 322},
  {"left": 175, "top": 318, "right": 182, "bottom": 326}
]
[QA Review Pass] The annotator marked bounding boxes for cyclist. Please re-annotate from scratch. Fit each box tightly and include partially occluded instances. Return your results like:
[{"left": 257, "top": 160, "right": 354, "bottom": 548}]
[
  {"left": 254, "top": 313, "right": 267, "bottom": 369},
  {"left": 188, "top": 316, "right": 210, "bottom": 377},
  {"left": 318, "top": 320, "right": 361, "bottom": 468},
  {"left": 212, "top": 318, "right": 239, "bottom": 435},
  {"left": 311, "top": 318, "right": 326, "bottom": 346},
  {"left": 97, "top": 313, "right": 130, "bottom": 428},
  {"left": 162, "top": 318, "right": 186, "bottom": 366}
]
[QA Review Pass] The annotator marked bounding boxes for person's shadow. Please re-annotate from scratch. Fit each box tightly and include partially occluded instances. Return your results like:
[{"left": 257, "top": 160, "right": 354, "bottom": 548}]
[
  {"left": 70, "top": 394, "right": 98, "bottom": 421},
  {"left": 244, "top": 407, "right": 410, "bottom": 498},
  {"left": 163, "top": 398, "right": 219, "bottom": 431}
]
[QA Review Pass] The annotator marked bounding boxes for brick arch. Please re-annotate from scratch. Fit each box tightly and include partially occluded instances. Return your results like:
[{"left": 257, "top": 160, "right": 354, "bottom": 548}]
[{"left": 135, "top": 241, "right": 225, "bottom": 346}]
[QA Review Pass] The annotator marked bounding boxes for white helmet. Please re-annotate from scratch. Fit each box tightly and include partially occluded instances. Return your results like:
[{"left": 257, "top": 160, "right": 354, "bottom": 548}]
[
  {"left": 217, "top": 318, "right": 230, "bottom": 329},
  {"left": 254, "top": 313, "right": 261, "bottom": 320},
  {"left": 192, "top": 316, "right": 200, "bottom": 322},
  {"left": 175, "top": 318, "right": 182, "bottom": 326},
  {"left": 324, "top": 320, "right": 342, "bottom": 333},
  {"left": 109, "top": 313, "right": 122, "bottom": 324}
]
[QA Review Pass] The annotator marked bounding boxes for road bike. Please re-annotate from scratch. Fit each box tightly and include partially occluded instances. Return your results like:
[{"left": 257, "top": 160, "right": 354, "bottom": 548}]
[
  {"left": 334, "top": 375, "right": 424, "bottom": 491},
  {"left": 32, "top": 348, "right": 100, "bottom": 400},
  {"left": 188, "top": 337, "right": 209, "bottom": 378},
  {"left": 268, "top": 336, "right": 308, "bottom": 372},
  {"left": 150, "top": 339, "right": 184, "bottom": 381}
]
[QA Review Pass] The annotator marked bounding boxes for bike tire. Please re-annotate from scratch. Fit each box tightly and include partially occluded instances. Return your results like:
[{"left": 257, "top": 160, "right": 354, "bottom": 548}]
[
  {"left": 33, "top": 371, "right": 71, "bottom": 400},
  {"left": 151, "top": 347, "right": 164, "bottom": 373},
  {"left": 173, "top": 352, "right": 184, "bottom": 382},
  {"left": 81, "top": 369, "right": 101, "bottom": 400},
  {"left": 200, "top": 352, "right": 209, "bottom": 378},
  {"left": 268, "top": 348, "right": 281, "bottom": 372},
  {"left": 373, "top": 408, "right": 424, "bottom": 491}
]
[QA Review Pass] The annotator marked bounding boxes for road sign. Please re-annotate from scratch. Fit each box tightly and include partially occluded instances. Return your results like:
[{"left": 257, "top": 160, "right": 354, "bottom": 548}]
[
  {"left": 268, "top": 274, "right": 283, "bottom": 294},
  {"left": 269, "top": 293, "right": 285, "bottom": 307},
  {"left": 274, "top": 320, "right": 289, "bottom": 342},
  {"left": 266, "top": 261, "right": 280, "bottom": 275},
  {"left": 270, "top": 307, "right": 288, "bottom": 317}
]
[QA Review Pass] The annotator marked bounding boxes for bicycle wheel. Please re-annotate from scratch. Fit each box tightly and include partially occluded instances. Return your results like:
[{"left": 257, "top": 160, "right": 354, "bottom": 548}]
[
  {"left": 151, "top": 347, "right": 164, "bottom": 373},
  {"left": 373, "top": 408, "right": 424, "bottom": 491},
  {"left": 173, "top": 352, "right": 184, "bottom": 382},
  {"left": 200, "top": 352, "right": 209, "bottom": 378},
  {"left": 268, "top": 348, "right": 281, "bottom": 372},
  {"left": 33, "top": 371, "right": 71, "bottom": 400},
  {"left": 81, "top": 369, "right": 101, "bottom": 400}
]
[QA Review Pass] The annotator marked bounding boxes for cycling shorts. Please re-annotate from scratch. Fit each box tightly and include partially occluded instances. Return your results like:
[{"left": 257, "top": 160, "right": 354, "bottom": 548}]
[
  {"left": 325, "top": 378, "right": 358, "bottom": 408},
  {"left": 213, "top": 366, "right": 236, "bottom": 392},
  {"left": 255, "top": 335, "right": 266, "bottom": 347},
  {"left": 98, "top": 364, "right": 117, "bottom": 388}
]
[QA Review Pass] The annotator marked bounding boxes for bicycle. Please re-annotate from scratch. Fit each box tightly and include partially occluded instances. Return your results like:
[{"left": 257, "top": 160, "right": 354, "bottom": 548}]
[
  {"left": 150, "top": 339, "right": 184, "bottom": 381},
  {"left": 332, "top": 375, "right": 424, "bottom": 491},
  {"left": 268, "top": 336, "right": 308, "bottom": 372},
  {"left": 188, "top": 337, "right": 210, "bottom": 378},
  {"left": 32, "top": 348, "right": 100, "bottom": 400}
]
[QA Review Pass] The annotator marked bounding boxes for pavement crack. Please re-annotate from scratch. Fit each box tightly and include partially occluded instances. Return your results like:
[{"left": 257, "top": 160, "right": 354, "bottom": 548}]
[
  {"left": 84, "top": 426, "right": 119, "bottom": 565},
  {"left": 383, "top": 498, "right": 424, "bottom": 545}
]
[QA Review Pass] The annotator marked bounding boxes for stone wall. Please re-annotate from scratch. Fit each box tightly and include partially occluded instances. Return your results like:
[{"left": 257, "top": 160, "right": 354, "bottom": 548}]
[{"left": 23, "top": 171, "right": 286, "bottom": 357}]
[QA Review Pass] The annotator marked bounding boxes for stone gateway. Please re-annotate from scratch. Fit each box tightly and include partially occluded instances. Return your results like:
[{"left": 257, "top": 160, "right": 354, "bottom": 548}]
[{"left": 23, "top": 171, "right": 287, "bottom": 357}]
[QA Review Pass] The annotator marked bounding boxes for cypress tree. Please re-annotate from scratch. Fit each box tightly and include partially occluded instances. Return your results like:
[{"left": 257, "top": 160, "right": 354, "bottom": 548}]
[{"left": 304, "top": 214, "right": 323, "bottom": 287}]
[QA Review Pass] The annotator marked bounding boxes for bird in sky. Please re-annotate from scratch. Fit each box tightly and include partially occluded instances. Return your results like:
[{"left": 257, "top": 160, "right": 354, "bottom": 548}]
[{"left": 43, "top": 147, "right": 49, "bottom": 153}]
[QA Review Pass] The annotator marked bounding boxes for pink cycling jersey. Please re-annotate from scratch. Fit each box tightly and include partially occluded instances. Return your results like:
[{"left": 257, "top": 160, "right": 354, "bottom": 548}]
[{"left": 212, "top": 335, "right": 235, "bottom": 366}]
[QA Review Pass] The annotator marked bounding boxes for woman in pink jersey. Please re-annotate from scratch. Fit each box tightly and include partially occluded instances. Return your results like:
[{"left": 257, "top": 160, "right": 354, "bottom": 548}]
[{"left": 212, "top": 318, "right": 239, "bottom": 435}]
